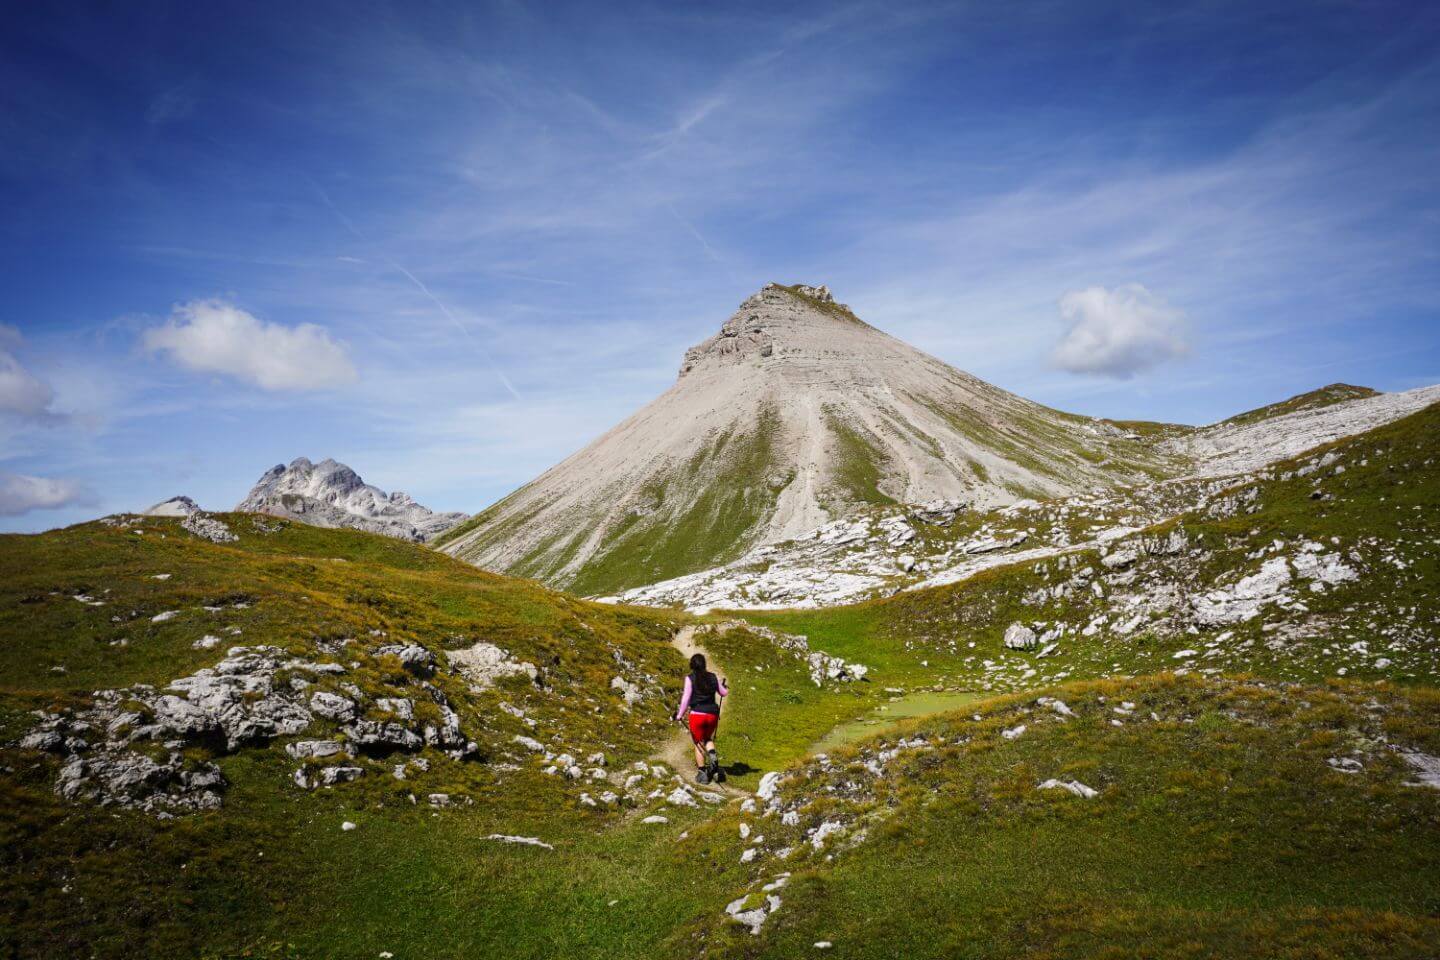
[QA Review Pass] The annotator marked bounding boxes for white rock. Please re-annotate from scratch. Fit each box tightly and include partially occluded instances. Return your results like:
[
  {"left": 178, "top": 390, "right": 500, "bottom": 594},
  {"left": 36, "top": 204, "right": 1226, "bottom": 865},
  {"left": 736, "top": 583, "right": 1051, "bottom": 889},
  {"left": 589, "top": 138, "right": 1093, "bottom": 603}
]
[
  {"left": 485, "top": 834, "right": 554, "bottom": 850},
  {"left": 757, "top": 771, "right": 782, "bottom": 801},
  {"left": 1038, "top": 779, "right": 1099, "bottom": 799},
  {"left": 448, "top": 641, "right": 538, "bottom": 691},
  {"left": 810, "top": 820, "right": 844, "bottom": 849}
]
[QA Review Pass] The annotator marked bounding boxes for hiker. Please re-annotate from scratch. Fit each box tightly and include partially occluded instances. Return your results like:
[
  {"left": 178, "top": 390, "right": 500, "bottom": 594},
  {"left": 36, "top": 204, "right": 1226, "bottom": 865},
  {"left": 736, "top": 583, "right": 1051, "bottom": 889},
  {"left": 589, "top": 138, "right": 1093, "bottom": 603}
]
[{"left": 674, "top": 652, "right": 728, "bottom": 784}]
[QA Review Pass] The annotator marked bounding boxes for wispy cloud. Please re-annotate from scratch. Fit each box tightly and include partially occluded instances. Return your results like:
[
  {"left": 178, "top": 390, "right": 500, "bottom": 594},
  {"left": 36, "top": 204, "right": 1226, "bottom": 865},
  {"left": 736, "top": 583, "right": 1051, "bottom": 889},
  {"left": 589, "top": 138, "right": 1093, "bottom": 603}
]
[
  {"left": 836, "top": 61, "right": 1440, "bottom": 407},
  {"left": 0, "top": 324, "right": 66, "bottom": 425}
]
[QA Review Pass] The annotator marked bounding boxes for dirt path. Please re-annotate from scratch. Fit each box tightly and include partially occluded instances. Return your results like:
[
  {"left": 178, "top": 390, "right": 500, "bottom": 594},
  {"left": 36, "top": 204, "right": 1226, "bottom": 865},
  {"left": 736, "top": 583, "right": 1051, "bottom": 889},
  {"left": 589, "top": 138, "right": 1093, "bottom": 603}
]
[{"left": 653, "top": 625, "right": 744, "bottom": 794}]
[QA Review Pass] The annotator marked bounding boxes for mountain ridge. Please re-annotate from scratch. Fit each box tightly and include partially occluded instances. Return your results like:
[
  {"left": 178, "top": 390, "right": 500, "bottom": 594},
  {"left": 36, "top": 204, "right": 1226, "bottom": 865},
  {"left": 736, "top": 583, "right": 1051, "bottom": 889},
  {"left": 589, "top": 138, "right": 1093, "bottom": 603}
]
[{"left": 236, "top": 456, "right": 466, "bottom": 543}]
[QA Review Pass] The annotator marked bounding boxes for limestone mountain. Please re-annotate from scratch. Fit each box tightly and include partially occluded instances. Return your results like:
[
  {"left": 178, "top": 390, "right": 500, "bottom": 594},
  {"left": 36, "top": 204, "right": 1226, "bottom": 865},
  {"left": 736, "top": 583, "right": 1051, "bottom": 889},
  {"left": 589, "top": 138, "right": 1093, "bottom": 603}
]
[
  {"left": 236, "top": 457, "right": 466, "bottom": 543},
  {"left": 436, "top": 282, "right": 1174, "bottom": 596}
]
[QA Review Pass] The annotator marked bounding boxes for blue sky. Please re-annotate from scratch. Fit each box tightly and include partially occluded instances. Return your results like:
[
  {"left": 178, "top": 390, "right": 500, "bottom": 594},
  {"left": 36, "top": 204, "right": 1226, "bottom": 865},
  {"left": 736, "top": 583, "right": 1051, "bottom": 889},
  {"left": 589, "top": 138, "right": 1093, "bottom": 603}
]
[{"left": 2, "top": 0, "right": 1438, "bottom": 531}]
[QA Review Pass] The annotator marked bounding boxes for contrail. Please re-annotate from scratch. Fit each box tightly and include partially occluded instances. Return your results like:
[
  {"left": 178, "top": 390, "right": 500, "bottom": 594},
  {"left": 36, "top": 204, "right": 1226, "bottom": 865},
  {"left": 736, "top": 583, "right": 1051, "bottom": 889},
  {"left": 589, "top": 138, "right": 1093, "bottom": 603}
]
[
  {"left": 310, "top": 178, "right": 521, "bottom": 401},
  {"left": 385, "top": 258, "right": 522, "bottom": 401},
  {"left": 667, "top": 203, "right": 722, "bottom": 262}
]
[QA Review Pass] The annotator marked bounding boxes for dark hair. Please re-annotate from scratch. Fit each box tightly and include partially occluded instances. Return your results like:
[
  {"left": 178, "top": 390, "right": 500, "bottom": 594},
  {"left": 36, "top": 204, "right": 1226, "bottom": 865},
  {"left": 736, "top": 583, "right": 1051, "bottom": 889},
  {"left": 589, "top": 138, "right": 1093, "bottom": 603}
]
[{"left": 689, "top": 653, "right": 715, "bottom": 696}]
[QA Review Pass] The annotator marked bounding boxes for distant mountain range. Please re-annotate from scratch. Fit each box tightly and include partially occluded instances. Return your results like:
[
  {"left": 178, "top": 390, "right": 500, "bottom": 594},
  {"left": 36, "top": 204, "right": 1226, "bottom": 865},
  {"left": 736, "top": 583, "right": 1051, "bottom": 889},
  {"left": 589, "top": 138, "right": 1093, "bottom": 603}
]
[
  {"left": 234, "top": 458, "right": 466, "bottom": 543},
  {"left": 146, "top": 458, "right": 466, "bottom": 543}
]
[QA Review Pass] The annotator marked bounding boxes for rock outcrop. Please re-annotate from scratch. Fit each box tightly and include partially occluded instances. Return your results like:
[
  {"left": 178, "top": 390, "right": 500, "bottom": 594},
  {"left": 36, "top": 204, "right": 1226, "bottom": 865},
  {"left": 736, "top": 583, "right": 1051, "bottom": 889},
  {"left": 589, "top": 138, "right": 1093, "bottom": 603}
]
[
  {"left": 20, "top": 642, "right": 479, "bottom": 815},
  {"left": 236, "top": 457, "right": 465, "bottom": 543}
]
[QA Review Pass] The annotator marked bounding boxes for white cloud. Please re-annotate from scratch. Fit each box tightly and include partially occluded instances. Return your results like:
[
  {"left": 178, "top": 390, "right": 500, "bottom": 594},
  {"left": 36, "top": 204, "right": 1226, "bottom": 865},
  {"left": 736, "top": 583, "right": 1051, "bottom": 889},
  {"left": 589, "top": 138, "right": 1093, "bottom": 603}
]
[
  {"left": 143, "top": 299, "right": 358, "bottom": 391},
  {"left": 0, "top": 472, "right": 92, "bottom": 516},
  {"left": 0, "top": 324, "right": 61, "bottom": 421},
  {"left": 1050, "top": 284, "right": 1189, "bottom": 379}
]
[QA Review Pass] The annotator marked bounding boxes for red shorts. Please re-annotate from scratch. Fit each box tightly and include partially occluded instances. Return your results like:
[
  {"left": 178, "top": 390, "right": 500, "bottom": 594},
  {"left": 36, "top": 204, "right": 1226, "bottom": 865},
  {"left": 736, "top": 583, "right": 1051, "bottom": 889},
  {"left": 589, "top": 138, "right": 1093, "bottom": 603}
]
[{"left": 687, "top": 712, "right": 719, "bottom": 744}]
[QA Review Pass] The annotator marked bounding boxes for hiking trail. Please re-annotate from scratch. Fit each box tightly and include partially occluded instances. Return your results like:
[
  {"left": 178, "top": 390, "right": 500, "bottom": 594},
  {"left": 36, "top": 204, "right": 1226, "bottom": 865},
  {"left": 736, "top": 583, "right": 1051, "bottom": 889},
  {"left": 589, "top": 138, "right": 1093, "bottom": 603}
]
[{"left": 654, "top": 625, "right": 744, "bottom": 795}]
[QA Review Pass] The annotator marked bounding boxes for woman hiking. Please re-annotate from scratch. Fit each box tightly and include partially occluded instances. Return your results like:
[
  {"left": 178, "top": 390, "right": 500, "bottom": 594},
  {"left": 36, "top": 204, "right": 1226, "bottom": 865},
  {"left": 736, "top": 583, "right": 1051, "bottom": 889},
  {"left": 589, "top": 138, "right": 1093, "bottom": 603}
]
[{"left": 674, "top": 652, "right": 728, "bottom": 784}]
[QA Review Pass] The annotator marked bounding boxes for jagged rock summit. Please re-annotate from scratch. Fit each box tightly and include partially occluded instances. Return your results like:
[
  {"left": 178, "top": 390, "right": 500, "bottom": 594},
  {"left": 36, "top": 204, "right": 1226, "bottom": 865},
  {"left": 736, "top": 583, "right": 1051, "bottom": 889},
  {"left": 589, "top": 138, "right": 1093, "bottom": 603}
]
[
  {"left": 437, "top": 282, "right": 1173, "bottom": 596},
  {"left": 236, "top": 457, "right": 465, "bottom": 543}
]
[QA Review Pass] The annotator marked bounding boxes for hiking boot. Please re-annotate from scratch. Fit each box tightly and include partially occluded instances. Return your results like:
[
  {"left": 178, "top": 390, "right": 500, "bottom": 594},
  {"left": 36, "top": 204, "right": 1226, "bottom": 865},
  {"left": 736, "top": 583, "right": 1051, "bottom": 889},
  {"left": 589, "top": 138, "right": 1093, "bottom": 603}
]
[
  {"left": 713, "top": 767, "right": 727, "bottom": 783},
  {"left": 706, "top": 748, "right": 719, "bottom": 770},
  {"left": 696, "top": 768, "right": 710, "bottom": 784}
]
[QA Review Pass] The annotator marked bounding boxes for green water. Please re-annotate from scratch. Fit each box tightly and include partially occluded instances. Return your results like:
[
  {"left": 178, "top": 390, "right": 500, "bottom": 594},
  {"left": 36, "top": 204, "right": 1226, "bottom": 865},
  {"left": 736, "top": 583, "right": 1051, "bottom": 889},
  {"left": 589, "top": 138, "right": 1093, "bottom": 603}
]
[{"left": 811, "top": 690, "right": 982, "bottom": 753}]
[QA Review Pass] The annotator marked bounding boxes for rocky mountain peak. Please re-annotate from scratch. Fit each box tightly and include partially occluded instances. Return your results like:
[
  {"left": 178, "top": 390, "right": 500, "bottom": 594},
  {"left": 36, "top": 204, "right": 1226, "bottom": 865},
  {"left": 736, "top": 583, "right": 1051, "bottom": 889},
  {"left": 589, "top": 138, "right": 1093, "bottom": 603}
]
[
  {"left": 236, "top": 458, "right": 465, "bottom": 543},
  {"left": 679, "top": 282, "right": 866, "bottom": 378}
]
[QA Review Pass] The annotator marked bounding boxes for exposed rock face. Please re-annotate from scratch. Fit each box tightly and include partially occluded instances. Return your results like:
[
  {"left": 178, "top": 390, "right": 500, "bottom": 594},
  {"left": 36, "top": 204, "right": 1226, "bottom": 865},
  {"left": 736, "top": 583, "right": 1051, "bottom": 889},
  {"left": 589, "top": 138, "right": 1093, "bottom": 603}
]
[
  {"left": 236, "top": 457, "right": 465, "bottom": 543},
  {"left": 1162, "top": 383, "right": 1440, "bottom": 477},
  {"left": 439, "top": 282, "right": 1174, "bottom": 596},
  {"left": 144, "top": 495, "right": 201, "bottom": 517}
]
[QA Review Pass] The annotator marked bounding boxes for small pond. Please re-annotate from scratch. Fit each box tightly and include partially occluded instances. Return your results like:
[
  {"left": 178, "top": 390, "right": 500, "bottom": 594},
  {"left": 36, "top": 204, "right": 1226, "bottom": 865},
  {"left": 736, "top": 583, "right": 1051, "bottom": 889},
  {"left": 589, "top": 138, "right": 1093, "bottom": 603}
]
[{"left": 810, "top": 690, "right": 983, "bottom": 753}]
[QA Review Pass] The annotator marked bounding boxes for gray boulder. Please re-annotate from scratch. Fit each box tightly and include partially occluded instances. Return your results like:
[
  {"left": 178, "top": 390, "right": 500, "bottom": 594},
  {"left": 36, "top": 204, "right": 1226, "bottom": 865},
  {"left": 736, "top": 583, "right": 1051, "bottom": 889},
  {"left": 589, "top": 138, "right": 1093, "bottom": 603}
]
[
  {"left": 309, "top": 691, "right": 358, "bottom": 722},
  {"left": 1003, "top": 624, "right": 1038, "bottom": 650}
]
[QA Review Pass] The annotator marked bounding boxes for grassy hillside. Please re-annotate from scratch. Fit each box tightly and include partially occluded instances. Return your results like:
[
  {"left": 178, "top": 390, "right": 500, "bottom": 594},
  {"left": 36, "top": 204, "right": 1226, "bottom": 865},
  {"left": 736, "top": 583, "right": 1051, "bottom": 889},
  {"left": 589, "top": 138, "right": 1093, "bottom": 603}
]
[
  {"left": 0, "top": 514, "right": 699, "bottom": 957},
  {"left": 667, "top": 674, "right": 1440, "bottom": 959},
  {"left": 3, "top": 402, "right": 1437, "bottom": 958},
  {"left": 740, "top": 401, "right": 1440, "bottom": 694},
  {"left": 0, "top": 513, "right": 912, "bottom": 958}
]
